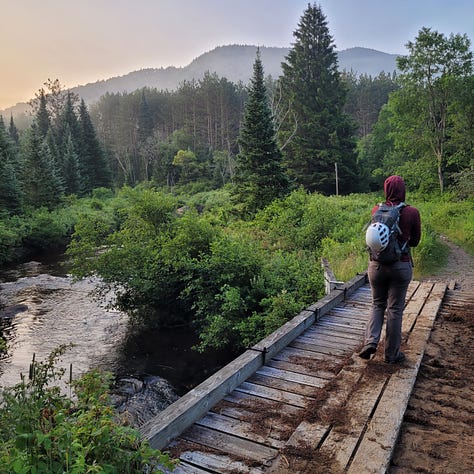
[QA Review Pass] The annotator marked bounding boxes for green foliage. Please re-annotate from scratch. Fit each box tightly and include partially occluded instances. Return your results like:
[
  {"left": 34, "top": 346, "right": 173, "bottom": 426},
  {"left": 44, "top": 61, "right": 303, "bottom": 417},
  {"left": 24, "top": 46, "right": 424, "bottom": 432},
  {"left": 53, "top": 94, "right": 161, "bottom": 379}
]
[
  {"left": 233, "top": 51, "right": 290, "bottom": 215},
  {"left": 21, "top": 208, "right": 71, "bottom": 250},
  {"left": 394, "top": 28, "right": 472, "bottom": 193},
  {"left": 0, "top": 346, "right": 176, "bottom": 473},
  {"left": 0, "top": 122, "right": 22, "bottom": 214},
  {"left": 343, "top": 71, "right": 399, "bottom": 139},
  {"left": 68, "top": 185, "right": 474, "bottom": 354},
  {"left": 0, "top": 189, "right": 119, "bottom": 266},
  {"left": 278, "top": 3, "right": 358, "bottom": 194},
  {"left": 0, "top": 218, "right": 23, "bottom": 264},
  {"left": 416, "top": 197, "right": 474, "bottom": 256},
  {"left": 20, "top": 125, "right": 64, "bottom": 209}
]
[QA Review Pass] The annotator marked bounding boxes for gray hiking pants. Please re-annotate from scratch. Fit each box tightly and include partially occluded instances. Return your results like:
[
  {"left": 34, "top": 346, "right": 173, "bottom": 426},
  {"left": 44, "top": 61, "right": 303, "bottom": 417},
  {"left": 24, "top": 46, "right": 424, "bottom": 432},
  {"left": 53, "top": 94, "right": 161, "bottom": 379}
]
[{"left": 365, "top": 260, "right": 413, "bottom": 361}]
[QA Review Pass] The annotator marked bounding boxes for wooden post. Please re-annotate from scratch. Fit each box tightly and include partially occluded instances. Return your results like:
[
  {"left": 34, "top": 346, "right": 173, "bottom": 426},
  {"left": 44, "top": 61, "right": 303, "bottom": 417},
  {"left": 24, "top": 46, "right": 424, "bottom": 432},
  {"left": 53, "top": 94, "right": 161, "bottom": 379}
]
[{"left": 321, "top": 257, "right": 344, "bottom": 294}]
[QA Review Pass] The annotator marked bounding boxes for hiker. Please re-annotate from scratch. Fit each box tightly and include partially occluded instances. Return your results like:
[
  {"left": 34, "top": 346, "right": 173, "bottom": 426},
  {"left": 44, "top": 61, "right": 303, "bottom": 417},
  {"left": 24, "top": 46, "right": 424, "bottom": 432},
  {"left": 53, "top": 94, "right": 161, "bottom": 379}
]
[{"left": 359, "top": 175, "right": 421, "bottom": 363}]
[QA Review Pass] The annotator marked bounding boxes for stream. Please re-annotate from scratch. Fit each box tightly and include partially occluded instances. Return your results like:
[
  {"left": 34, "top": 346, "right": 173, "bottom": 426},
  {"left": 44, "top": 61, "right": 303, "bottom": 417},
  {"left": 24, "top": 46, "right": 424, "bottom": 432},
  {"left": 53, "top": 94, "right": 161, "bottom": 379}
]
[{"left": 0, "top": 251, "right": 233, "bottom": 425}]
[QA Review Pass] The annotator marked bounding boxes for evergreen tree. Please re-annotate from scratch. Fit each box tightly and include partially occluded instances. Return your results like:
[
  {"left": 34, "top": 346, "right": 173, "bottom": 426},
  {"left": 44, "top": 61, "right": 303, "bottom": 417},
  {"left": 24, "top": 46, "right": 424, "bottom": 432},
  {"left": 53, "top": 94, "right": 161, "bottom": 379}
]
[
  {"left": 9, "top": 115, "right": 20, "bottom": 146},
  {"left": 20, "top": 124, "right": 64, "bottom": 209},
  {"left": 77, "top": 99, "right": 112, "bottom": 192},
  {"left": 62, "top": 127, "right": 82, "bottom": 195},
  {"left": 279, "top": 3, "right": 358, "bottom": 194},
  {"left": 137, "top": 89, "right": 154, "bottom": 144},
  {"left": 233, "top": 51, "right": 290, "bottom": 215},
  {"left": 0, "top": 119, "right": 22, "bottom": 213},
  {"left": 36, "top": 89, "right": 51, "bottom": 138}
]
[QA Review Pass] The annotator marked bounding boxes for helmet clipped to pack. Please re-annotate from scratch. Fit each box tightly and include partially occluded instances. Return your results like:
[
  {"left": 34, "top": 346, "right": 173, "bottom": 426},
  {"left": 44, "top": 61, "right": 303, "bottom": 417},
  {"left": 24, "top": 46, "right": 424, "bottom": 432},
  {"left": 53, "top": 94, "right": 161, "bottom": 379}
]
[{"left": 366, "top": 222, "right": 390, "bottom": 253}]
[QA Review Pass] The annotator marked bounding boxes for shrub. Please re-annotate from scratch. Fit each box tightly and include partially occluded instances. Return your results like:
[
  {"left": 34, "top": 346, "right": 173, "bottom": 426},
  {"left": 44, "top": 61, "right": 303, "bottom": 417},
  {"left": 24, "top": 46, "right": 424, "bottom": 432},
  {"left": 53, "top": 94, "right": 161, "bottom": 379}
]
[{"left": 0, "top": 346, "right": 176, "bottom": 473}]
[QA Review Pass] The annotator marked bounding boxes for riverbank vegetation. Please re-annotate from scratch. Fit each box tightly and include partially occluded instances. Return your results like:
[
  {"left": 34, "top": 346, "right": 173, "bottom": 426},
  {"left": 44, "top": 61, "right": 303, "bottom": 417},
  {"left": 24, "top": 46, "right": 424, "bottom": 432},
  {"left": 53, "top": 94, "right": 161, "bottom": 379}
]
[
  {"left": 0, "top": 3, "right": 473, "bottom": 471},
  {"left": 0, "top": 346, "right": 176, "bottom": 473}
]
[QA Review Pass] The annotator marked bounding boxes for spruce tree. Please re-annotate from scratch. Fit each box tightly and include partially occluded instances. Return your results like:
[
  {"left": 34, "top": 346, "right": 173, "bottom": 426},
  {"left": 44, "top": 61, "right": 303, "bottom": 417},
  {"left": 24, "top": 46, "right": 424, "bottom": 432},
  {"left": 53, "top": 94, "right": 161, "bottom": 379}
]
[
  {"left": 21, "top": 124, "right": 64, "bottom": 209},
  {"left": 0, "top": 119, "right": 22, "bottom": 213},
  {"left": 9, "top": 115, "right": 20, "bottom": 147},
  {"left": 137, "top": 89, "right": 154, "bottom": 144},
  {"left": 279, "top": 3, "right": 358, "bottom": 194},
  {"left": 62, "top": 127, "right": 82, "bottom": 195},
  {"left": 77, "top": 99, "right": 112, "bottom": 192},
  {"left": 36, "top": 89, "right": 51, "bottom": 138},
  {"left": 233, "top": 51, "right": 290, "bottom": 215}
]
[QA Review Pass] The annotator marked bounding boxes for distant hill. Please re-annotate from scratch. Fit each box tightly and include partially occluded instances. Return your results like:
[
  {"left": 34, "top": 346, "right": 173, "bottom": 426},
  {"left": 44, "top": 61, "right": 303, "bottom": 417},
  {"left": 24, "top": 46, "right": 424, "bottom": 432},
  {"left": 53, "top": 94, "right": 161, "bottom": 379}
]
[{"left": 2, "top": 45, "right": 399, "bottom": 119}]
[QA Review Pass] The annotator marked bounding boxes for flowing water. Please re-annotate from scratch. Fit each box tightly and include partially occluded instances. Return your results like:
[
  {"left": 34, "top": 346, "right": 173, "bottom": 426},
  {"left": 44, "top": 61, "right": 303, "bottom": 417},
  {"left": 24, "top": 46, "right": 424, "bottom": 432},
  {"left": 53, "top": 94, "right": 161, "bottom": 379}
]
[{"left": 0, "top": 252, "right": 232, "bottom": 406}]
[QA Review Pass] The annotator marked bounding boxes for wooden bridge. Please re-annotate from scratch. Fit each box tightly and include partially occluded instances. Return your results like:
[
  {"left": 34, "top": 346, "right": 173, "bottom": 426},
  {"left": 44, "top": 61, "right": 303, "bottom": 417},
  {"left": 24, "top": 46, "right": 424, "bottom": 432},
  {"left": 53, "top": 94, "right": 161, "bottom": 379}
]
[{"left": 139, "top": 273, "right": 448, "bottom": 473}]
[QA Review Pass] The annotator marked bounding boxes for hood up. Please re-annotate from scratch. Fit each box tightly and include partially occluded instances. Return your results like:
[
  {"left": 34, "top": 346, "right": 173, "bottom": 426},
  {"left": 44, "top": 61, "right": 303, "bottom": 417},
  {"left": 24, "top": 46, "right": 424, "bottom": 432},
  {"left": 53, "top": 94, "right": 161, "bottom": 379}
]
[{"left": 384, "top": 175, "right": 406, "bottom": 203}]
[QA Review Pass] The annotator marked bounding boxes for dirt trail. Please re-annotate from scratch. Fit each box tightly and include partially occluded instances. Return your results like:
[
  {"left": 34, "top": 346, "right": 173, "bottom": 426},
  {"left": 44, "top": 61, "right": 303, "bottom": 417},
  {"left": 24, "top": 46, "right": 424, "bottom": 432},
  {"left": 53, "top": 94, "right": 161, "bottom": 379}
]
[{"left": 389, "top": 239, "right": 474, "bottom": 474}]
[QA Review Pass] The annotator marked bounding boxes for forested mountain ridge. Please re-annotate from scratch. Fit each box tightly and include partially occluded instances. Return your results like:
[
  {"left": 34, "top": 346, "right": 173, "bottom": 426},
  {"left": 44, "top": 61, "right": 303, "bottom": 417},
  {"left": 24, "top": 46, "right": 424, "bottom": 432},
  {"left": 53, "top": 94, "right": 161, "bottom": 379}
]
[{"left": 2, "top": 45, "right": 398, "bottom": 118}]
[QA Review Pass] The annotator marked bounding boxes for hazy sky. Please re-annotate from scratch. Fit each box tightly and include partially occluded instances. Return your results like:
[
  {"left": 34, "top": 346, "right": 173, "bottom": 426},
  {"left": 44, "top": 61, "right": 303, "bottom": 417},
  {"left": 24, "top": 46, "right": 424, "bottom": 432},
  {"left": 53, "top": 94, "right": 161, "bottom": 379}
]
[{"left": 1, "top": 0, "right": 473, "bottom": 110}]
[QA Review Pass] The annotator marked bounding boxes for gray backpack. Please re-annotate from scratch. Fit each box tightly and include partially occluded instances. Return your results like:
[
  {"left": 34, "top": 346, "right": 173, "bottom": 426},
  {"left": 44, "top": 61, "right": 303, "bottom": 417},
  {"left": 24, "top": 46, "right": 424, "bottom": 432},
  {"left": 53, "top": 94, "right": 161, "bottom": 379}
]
[{"left": 365, "top": 202, "right": 407, "bottom": 264}]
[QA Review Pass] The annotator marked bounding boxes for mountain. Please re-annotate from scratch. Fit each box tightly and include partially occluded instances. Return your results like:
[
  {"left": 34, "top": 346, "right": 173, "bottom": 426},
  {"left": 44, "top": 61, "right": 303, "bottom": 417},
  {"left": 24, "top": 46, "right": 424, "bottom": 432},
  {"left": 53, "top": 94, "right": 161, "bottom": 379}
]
[{"left": 2, "top": 45, "right": 399, "bottom": 119}]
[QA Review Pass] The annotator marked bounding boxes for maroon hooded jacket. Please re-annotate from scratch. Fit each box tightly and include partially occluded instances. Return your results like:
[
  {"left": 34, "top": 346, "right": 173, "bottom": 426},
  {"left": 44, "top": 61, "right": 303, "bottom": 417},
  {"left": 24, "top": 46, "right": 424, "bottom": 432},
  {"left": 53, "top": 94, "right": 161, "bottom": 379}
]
[{"left": 371, "top": 175, "right": 421, "bottom": 262}]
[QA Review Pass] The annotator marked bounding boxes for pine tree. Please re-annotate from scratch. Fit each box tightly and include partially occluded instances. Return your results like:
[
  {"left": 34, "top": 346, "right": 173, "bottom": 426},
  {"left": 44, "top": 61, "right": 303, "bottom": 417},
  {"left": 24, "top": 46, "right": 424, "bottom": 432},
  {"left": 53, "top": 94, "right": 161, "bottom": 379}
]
[
  {"left": 20, "top": 124, "right": 64, "bottom": 209},
  {"left": 0, "top": 119, "right": 22, "bottom": 213},
  {"left": 233, "top": 51, "right": 290, "bottom": 215},
  {"left": 137, "top": 89, "right": 154, "bottom": 144},
  {"left": 279, "top": 3, "right": 358, "bottom": 194},
  {"left": 36, "top": 89, "right": 51, "bottom": 138},
  {"left": 9, "top": 115, "right": 20, "bottom": 146},
  {"left": 62, "top": 127, "right": 82, "bottom": 195},
  {"left": 77, "top": 99, "right": 112, "bottom": 192}
]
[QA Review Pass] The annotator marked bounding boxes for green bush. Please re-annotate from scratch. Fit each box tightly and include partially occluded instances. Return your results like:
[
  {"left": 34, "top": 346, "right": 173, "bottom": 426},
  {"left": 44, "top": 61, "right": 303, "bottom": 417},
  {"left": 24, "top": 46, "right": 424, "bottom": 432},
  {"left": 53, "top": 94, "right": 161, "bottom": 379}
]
[
  {"left": 66, "top": 186, "right": 472, "bottom": 355},
  {"left": 0, "top": 347, "right": 176, "bottom": 473},
  {"left": 0, "top": 219, "right": 22, "bottom": 264},
  {"left": 21, "top": 208, "right": 71, "bottom": 250}
]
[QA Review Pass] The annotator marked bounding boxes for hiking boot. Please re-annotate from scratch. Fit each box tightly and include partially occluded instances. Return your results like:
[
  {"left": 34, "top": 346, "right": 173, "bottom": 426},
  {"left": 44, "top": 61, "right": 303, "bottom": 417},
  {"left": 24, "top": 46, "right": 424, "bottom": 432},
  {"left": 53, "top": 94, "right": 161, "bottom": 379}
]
[
  {"left": 385, "top": 352, "right": 406, "bottom": 364},
  {"left": 358, "top": 343, "right": 377, "bottom": 360}
]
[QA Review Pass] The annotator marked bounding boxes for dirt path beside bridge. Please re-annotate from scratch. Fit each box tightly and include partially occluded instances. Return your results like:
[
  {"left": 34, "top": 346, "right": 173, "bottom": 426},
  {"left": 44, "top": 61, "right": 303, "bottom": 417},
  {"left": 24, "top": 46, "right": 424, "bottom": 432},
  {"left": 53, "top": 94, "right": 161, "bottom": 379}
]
[{"left": 389, "top": 239, "right": 474, "bottom": 474}]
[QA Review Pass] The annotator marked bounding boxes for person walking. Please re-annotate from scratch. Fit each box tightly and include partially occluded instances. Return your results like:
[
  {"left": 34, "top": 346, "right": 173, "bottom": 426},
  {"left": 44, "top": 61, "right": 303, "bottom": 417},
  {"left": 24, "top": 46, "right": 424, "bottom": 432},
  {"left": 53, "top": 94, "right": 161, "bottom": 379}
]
[{"left": 359, "top": 175, "right": 421, "bottom": 363}]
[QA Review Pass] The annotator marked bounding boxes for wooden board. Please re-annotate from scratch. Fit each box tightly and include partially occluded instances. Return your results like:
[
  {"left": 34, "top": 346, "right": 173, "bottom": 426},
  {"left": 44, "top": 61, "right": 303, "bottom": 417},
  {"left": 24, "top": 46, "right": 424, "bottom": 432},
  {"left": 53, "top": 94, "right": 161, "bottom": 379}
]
[
  {"left": 248, "top": 372, "right": 325, "bottom": 398},
  {"left": 179, "top": 424, "right": 279, "bottom": 464},
  {"left": 256, "top": 364, "right": 329, "bottom": 388},
  {"left": 195, "top": 412, "right": 286, "bottom": 449},
  {"left": 177, "top": 450, "right": 265, "bottom": 474},
  {"left": 265, "top": 358, "right": 335, "bottom": 380},
  {"left": 347, "top": 282, "right": 446, "bottom": 474},
  {"left": 234, "top": 381, "right": 314, "bottom": 407}
]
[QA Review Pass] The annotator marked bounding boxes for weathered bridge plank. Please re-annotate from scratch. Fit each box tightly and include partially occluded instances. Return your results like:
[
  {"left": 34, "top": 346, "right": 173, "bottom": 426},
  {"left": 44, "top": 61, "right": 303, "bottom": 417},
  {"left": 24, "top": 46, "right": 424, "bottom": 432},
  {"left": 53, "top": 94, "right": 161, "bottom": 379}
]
[
  {"left": 179, "top": 424, "right": 279, "bottom": 463},
  {"left": 347, "top": 281, "right": 446, "bottom": 474}
]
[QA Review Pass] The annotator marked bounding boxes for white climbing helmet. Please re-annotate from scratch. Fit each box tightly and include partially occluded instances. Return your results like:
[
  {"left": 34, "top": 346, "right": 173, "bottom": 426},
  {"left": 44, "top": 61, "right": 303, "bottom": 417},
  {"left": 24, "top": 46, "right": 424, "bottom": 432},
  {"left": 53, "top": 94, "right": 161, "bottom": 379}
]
[{"left": 366, "top": 222, "right": 390, "bottom": 252}]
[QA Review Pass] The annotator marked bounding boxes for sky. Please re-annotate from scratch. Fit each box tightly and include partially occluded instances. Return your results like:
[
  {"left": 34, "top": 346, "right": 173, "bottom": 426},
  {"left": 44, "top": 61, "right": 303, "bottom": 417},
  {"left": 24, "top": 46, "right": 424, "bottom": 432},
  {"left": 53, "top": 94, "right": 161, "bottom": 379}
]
[{"left": 1, "top": 0, "right": 473, "bottom": 110}]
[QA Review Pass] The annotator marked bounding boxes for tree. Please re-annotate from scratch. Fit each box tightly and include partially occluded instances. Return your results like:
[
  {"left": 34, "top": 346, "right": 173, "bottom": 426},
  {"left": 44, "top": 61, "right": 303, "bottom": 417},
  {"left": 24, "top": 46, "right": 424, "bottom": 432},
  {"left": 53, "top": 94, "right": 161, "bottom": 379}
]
[
  {"left": 62, "top": 128, "right": 82, "bottom": 195},
  {"left": 0, "top": 119, "right": 22, "bottom": 213},
  {"left": 172, "top": 149, "right": 203, "bottom": 184},
  {"left": 137, "top": 89, "right": 154, "bottom": 144},
  {"left": 343, "top": 71, "right": 399, "bottom": 138},
  {"left": 8, "top": 115, "right": 20, "bottom": 147},
  {"left": 20, "top": 124, "right": 64, "bottom": 209},
  {"left": 278, "top": 3, "right": 358, "bottom": 194},
  {"left": 396, "top": 27, "right": 473, "bottom": 193},
  {"left": 35, "top": 89, "right": 51, "bottom": 138},
  {"left": 233, "top": 51, "right": 290, "bottom": 215},
  {"left": 30, "top": 79, "right": 79, "bottom": 124},
  {"left": 77, "top": 99, "right": 112, "bottom": 192}
]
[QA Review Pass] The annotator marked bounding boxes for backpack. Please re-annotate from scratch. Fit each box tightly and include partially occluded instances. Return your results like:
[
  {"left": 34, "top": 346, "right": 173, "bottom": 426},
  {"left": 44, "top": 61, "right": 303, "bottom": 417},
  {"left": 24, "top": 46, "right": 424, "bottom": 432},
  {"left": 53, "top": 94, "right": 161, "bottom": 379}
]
[{"left": 365, "top": 202, "right": 408, "bottom": 264}]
